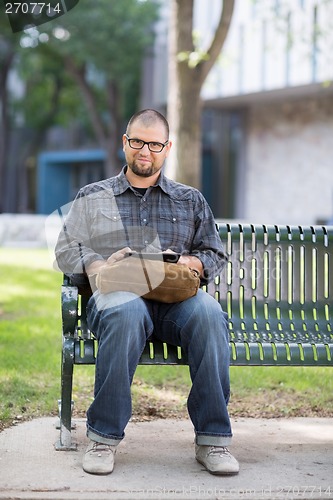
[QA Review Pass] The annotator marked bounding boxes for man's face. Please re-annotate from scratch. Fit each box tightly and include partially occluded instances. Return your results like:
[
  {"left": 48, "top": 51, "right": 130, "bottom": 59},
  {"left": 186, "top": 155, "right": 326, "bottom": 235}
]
[{"left": 122, "top": 121, "right": 171, "bottom": 178}]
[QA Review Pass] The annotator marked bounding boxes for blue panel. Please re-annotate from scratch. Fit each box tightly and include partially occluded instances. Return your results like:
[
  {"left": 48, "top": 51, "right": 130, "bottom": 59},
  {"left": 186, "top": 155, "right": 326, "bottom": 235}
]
[
  {"left": 37, "top": 149, "right": 106, "bottom": 215},
  {"left": 39, "top": 149, "right": 106, "bottom": 164},
  {"left": 37, "top": 162, "right": 71, "bottom": 214}
]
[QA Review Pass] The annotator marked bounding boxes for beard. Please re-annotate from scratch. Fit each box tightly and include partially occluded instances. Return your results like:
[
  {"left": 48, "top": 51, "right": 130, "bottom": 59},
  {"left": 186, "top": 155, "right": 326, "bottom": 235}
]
[{"left": 128, "top": 159, "right": 162, "bottom": 178}]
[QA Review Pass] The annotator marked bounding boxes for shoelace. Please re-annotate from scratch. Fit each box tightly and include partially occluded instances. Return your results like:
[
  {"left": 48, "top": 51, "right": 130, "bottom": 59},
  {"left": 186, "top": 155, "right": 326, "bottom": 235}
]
[
  {"left": 207, "top": 446, "right": 231, "bottom": 457},
  {"left": 89, "top": 442, "right": 114, "bottom": 456}
]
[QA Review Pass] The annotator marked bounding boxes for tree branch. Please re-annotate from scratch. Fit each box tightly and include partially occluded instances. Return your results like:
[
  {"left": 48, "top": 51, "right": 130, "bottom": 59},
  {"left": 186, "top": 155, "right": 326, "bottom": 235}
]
[
  {"left": 64, "top": 55, "right": 108, "bottom": 146},
  {"left": 198, "top": 0, "right": 235, "bottom": 84},
  {"left": 176, "top": 0, "right": 195, "bottom": 53}
]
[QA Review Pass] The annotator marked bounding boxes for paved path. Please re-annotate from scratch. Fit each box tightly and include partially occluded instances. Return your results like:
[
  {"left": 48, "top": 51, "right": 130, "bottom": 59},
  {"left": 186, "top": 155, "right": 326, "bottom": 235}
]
[{"left": 0, "top": 417, "right": 332, "bottom": 500}]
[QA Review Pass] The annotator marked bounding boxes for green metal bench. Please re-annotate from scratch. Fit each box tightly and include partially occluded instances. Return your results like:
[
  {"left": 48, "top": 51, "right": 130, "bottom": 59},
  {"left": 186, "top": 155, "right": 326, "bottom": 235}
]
[{"left": 56, "top": 223, "right": 333, "bottom": 450}]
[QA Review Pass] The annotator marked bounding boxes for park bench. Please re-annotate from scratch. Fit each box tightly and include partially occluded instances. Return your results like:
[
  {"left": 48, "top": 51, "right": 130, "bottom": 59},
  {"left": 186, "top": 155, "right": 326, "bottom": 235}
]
[{"left": 56, "top": 223, "right": 333, "bottom": 450}]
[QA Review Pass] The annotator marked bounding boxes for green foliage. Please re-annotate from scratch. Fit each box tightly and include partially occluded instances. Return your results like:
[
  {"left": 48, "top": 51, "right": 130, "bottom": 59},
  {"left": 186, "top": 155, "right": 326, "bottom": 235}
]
[
  {"left": 0, "top": 2, "right": 20, "bottom": 39},
  {"left": 46, "top": 0, "right": 158, "bottom": 74},
  {"left": 19, "top": 0, "right": 159, "bottom": 122},
  {"left": 177, "top": 50, "right": 210, "bottom": 69},
  {"left": 1, "top": 0, "right": 159, "bottom": 137},
  {"left": 13, "top": 53, "right": 80, "bottom": 128}
]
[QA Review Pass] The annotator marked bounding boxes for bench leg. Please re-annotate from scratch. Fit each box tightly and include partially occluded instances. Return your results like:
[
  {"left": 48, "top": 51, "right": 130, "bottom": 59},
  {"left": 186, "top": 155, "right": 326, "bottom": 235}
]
[{"left": 55, "top": 336, "right": 77, "bottom": 450}]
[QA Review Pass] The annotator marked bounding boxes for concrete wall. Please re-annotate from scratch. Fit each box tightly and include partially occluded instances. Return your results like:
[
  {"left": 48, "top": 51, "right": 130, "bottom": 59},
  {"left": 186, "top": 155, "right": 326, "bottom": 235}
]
[
  {"left": 0, "top": 214, "right": 59, "bottom": 248},
  {"left": 245, "top": 94, "right": 333, "bottom": 225}
]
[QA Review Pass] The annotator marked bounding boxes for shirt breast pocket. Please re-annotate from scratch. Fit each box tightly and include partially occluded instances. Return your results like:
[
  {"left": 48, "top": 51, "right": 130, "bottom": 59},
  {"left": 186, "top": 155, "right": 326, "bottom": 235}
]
[
  {"left": 158, "top": 209, "right": 194, "bottom": 251},
  {"left": 90, "top": 209, "right": 131, "bottom": 252}
]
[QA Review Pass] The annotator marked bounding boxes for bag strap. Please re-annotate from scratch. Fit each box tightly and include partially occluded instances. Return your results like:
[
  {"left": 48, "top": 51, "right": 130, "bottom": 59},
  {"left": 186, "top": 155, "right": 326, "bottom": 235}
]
[{"left": 138, "top": 254, "right": 154, "bottom": 293}]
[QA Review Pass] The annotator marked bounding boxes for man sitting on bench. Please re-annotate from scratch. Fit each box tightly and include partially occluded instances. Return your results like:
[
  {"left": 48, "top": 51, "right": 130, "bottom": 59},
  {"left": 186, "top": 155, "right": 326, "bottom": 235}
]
[{"left": 55, "top": 109, "right": 239, "bottom": 476}]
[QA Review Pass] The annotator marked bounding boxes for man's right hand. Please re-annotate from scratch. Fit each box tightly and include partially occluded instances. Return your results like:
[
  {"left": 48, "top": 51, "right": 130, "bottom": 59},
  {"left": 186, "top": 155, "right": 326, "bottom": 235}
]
[
  {"left": 86, "top": 247, "right": 132, "bottom": 276},
  {"left": 106, "top": 247, "right": 132, "bottom": 265}
]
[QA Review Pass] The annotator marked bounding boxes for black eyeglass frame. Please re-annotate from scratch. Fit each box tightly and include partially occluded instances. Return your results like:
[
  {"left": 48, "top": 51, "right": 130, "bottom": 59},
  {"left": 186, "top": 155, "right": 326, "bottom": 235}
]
[{"left": 125, "top": 134, "right": 169, "bottom": 153}]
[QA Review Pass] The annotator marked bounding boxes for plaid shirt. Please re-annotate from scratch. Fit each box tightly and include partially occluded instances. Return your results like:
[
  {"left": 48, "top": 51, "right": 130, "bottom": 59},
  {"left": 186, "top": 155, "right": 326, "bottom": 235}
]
[{"left": 55, "top": 166, "right": 226, "bottom": 283}]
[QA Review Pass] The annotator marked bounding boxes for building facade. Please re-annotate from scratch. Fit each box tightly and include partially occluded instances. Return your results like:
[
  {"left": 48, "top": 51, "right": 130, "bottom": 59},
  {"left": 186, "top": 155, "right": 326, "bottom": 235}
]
[{"left": 142, "top": 0, "right": 333, "bottom": 224}]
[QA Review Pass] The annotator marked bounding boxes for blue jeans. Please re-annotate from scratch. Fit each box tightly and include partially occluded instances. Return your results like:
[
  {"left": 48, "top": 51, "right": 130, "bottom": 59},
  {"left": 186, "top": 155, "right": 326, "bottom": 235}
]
[{"left": 86, "top": 289, "right": 232, "bottom": 447}]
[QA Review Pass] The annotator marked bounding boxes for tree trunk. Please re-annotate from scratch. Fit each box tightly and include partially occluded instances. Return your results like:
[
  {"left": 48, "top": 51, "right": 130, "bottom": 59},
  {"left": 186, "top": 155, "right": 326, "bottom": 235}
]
[
  {"left": 167, "top": 0, "right": 235, "bottom": 189},
  {"left": 105, "top": 80, "right": 122, "bottom": 177},
  {"left": 16, "top": 75, "right": 63, "bottom": 212},
  {"left": 0, "top": 49, "right": 15, "bottom": 213},
  {"left": 167, "top": 0, "right": 202, "bottom": 187},
  {"left": 65, "top": 57, "right": 121, "bottom": 179}
]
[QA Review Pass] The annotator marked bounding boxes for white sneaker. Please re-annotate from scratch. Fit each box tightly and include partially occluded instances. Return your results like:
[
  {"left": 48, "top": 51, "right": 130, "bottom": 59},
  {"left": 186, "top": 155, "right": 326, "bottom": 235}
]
[
  {"left": 195, "top": 445, "right": 239, "bottom": 475},
  {"left": 83, "top": 440, "right": 117, "bottom": 475}
]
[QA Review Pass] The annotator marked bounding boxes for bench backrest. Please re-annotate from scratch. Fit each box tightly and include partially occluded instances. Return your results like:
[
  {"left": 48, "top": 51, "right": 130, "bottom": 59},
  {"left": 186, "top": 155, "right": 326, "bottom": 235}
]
[{"left": 215, "top": 224, "right": 332, "bottom": 364}]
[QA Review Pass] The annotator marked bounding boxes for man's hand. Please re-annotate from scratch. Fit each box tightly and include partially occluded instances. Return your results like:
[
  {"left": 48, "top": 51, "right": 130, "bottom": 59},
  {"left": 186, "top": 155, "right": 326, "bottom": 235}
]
[
  {"left": 106, "top": 247, "right": 132, "bottom": 265},
  {"left": 86, "top": 247, "right": 132, "bottom": 276},
  {"left": 178, "top": 254, "right": 204, "bottom": 278},
  {"left": 163, "top": 249, "right": 203, "bottom": 277}
]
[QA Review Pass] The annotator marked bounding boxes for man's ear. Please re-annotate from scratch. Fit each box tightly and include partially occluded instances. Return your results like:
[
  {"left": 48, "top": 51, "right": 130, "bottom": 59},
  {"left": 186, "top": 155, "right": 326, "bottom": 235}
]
[
  {"left": 122, "top": 134, "right": 127, "bottom": 151},
  {"left": 165, "top": 141, "right": 172, "bottom": 158}
]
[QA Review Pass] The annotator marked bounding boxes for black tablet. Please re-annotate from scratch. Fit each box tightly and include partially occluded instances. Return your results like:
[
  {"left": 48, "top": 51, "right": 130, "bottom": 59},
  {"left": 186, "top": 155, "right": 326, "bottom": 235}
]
[{"left": 125, "top": 252, "right": 180, "bottom": 263}]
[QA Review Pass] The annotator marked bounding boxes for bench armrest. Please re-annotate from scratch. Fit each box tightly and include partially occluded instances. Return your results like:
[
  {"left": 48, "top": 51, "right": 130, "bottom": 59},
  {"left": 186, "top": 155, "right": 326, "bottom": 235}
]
[{"left": 62, "top": 282, "right": 78, "bottom": 336}]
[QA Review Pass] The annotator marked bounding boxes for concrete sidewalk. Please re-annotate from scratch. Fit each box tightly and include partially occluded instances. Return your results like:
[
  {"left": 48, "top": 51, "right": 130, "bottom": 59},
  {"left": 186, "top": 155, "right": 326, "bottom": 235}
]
[{"left": 0, "top": 417, "right": 332, "bottom": 500}]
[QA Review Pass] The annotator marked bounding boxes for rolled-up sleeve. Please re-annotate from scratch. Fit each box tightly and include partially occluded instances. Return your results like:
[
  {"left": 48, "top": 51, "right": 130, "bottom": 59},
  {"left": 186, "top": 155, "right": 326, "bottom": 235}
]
[{"left": 190, "top": 192, "right": 227, "bottom": 283}]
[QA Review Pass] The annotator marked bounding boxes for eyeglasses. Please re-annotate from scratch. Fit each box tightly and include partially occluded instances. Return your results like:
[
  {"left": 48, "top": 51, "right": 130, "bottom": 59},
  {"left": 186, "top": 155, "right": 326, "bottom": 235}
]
[{"left": 125, "top": 134, "right": 169, "bottom": 153}]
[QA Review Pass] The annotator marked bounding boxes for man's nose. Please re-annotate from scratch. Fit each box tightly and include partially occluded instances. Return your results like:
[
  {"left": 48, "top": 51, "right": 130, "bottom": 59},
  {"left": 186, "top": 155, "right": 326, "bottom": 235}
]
[{"left": 141, "top": 143, "right": 150, "bottom": 153}]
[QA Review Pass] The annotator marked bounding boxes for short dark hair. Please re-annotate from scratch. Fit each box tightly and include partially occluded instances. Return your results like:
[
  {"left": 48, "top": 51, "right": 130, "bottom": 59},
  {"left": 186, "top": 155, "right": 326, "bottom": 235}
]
[{"left": 126, "top": 109, "right": 169, "bottom": 139}]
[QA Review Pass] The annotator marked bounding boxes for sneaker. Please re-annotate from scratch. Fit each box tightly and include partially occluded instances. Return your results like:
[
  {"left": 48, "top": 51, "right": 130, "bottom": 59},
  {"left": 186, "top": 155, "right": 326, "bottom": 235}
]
[
  {"left": 82, "top": 440, "right": 117, "bottom": 475},
  {"left": 195, "top": 445, "right": 239, "bottom": 475}
]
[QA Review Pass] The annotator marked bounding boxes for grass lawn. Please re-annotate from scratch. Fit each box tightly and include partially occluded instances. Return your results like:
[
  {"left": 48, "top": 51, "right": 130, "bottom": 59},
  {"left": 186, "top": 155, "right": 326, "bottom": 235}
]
[{"left": 0, "top": 248, "right": 332, "bottom": 432}]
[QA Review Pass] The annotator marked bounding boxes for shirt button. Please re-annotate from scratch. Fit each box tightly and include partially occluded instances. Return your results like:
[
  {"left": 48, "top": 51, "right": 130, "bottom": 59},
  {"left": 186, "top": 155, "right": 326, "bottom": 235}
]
[
  {"left": 143, "top": 218, "right": 147, "bottom": 223},
  {"left": 172, "top": 217, "right": 177, "bottom": 222}
]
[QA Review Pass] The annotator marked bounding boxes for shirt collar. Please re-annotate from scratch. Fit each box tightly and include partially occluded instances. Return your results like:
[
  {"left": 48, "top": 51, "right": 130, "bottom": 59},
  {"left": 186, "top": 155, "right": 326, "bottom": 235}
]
[
  {"left": 114, "top": 165, "right": 172, "bottom": 196},
  {"left": 111, "top": 166, "right": 132, "bottom": 195}
]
